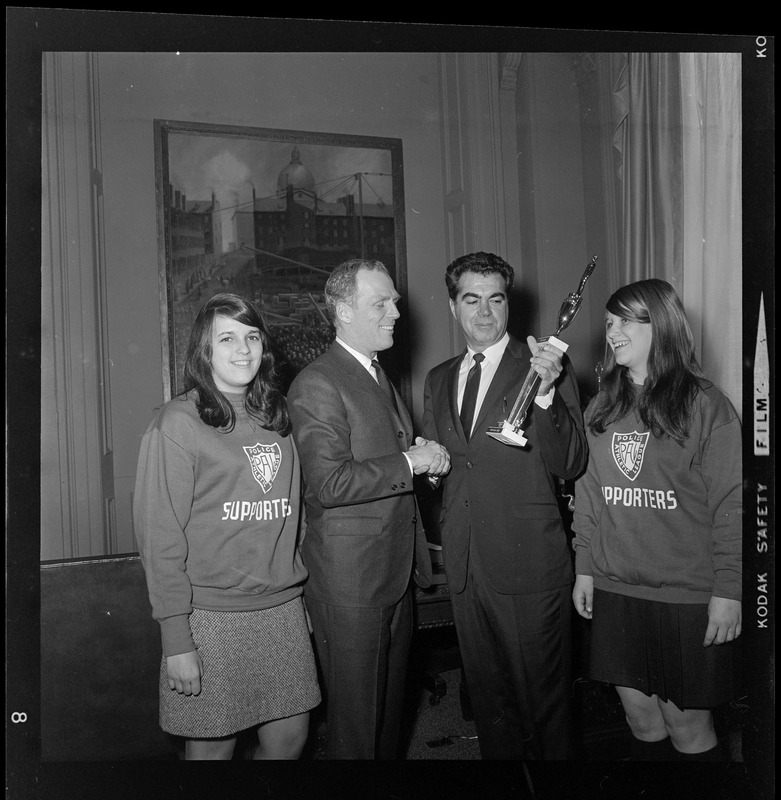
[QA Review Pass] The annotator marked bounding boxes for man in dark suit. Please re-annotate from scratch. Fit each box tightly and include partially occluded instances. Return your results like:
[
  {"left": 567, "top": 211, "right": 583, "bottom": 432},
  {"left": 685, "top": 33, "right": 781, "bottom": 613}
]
[
  {"left": 421, "top": 251, "right": 587, "bottom": 760},
  {"left": 287, "top": 258, "right": 449, "bottom": 760}
]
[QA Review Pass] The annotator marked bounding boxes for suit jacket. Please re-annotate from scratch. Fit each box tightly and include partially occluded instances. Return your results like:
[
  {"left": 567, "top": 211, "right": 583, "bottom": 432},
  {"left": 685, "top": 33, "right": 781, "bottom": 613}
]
[
  {"left": 288, "top": 342, "right": 432, "bottom": 608},
  {"left": 422, "top": 335, "right": 587, "bottom": 595}
]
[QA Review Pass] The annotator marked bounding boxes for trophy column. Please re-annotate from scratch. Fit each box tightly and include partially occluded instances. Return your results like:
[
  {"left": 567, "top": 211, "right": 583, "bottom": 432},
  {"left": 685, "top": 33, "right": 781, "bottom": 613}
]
[
  {"left": 486, "top": 255, "right": 597, "bottom": 448},
  {"left": 486, "top": 336, "right": 570, "bottom": 447}
]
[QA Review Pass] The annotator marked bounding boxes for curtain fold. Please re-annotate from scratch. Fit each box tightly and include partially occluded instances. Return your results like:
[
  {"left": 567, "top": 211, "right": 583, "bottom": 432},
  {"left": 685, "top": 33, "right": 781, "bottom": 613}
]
[
  {"left": 610, "top": 52, "right": 741, "bottom": 411},
  {"left": 680, "top": 53, "right": 742, "bottom": 412},
  {"left": 612, "top": 54, "right": 683, "bottom": 285}
]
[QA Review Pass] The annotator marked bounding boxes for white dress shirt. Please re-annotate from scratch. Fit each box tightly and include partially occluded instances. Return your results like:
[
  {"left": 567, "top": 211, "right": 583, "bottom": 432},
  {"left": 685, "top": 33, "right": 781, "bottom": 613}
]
[
  {"left": 336, "top": 337, "right": 377, "bottom": 379},
  {"left": 457, "top": 334, "right": 554, "bottom": 436}
]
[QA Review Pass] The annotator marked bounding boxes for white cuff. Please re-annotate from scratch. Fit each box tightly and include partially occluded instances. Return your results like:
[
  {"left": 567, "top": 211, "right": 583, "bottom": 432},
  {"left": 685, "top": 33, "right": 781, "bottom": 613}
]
[{"left": 534, "top": 388, "right": 555, "bottom": 409}]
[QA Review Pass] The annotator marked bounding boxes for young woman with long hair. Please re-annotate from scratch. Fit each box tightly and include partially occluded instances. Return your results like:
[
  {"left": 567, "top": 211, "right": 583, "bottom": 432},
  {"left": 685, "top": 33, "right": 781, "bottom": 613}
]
[
  {"left": 572, "top": 279, "right": 742, "bottom": 761},
  {"left": 134, "top": 293, "right": 320, "bottom": 759}
]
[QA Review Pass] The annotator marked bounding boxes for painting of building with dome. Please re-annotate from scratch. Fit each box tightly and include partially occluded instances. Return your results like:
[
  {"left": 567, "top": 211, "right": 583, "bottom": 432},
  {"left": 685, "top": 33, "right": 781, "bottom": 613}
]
[{"left": 155, "top": 120, "right": 406, "bottom": 398}]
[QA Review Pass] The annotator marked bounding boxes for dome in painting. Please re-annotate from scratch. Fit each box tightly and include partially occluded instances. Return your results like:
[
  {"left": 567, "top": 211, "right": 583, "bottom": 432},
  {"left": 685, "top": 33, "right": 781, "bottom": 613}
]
[{"left": 277, "top": 147, "right": 316, "bottom": 195}]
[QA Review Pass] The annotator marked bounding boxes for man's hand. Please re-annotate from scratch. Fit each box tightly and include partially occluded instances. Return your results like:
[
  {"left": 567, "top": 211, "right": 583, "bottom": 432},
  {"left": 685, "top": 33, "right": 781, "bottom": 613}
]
[
  {"left": 166, "top": 650, "right": 203, "bottom": 695},
  {"left": 407, "top": 437, "right": 451, "bottom": 476},
  {"left": 526, "top": 335, "right": 564, "bottom": 395}
]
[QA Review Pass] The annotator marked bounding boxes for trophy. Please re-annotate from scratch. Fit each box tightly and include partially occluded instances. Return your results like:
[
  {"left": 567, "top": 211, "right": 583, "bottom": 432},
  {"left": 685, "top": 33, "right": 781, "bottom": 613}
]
[{"left": 487, "top": 255, "right": 598, "bottom": 447}]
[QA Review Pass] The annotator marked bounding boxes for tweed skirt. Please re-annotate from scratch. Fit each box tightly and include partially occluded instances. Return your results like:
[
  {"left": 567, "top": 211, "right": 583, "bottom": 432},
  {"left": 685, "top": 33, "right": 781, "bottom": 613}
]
[
  {"left": 588, "top": 588, "right": 740, "bottom": 710},
  {"left": 159, "top": 597, "right": 321, "bottom": 739}
]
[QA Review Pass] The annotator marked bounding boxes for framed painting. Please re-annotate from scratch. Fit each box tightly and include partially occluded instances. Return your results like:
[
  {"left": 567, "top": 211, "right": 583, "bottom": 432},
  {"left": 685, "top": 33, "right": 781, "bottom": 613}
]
[{"left": 154, "top": 119, "right": 408, "bottom": 402}]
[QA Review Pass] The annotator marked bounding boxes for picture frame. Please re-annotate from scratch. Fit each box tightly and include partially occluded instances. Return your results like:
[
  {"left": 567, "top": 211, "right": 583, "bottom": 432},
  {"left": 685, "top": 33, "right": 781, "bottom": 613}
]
[{"left": 153, "top": 119, "right": 409, "bottom": 402}]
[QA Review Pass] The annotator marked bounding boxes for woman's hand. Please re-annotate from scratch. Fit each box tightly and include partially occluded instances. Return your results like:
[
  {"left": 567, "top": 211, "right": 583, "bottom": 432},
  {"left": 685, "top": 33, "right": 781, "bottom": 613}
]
[
  {"left": 572, "top": 574, "right": 594, "bottom": 619},
  {"left": 166, "top": 650, "right": 203, "bottom": 695},
  {"left": 703, "top": 596, "right": 742, "bottom": 646}
]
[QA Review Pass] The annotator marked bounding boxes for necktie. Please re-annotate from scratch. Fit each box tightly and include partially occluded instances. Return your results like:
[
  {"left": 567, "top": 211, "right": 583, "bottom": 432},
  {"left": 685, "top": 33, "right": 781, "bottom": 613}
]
[
  {"left": 372, "top": 359, "right": 398, "bottom": 413},
  {"left": 459, "top": 352, "right": 484, "bottom": 441}
]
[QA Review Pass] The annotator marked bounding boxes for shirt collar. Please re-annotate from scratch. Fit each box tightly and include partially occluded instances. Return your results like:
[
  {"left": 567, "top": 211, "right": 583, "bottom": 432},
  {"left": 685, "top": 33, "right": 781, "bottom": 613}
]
[
  {"left": 335, "top": 336, "right": 375, "bottom": 372},
  {"left": 465, "top": 332, "right": 510, "bottom": 366}
]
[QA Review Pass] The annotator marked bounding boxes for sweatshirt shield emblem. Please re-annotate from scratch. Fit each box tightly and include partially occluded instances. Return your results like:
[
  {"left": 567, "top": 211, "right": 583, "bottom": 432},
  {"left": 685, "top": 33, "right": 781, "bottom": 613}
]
[
  {"left": 611, "top": 431, "right": 649, "bottom": 481},
  {"left": 243, "top": 442, "right": 282, "bottom": 493}
]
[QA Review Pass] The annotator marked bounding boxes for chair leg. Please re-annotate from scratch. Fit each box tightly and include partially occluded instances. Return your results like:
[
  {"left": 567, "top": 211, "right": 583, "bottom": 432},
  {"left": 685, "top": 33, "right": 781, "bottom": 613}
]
[{"left": 459, "top": 667, "right": 474, "bottom": 721}]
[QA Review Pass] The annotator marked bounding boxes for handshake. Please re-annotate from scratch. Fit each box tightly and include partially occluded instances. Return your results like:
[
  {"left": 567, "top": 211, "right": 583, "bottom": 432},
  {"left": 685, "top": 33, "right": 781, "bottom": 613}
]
[{"left": 406, "top": 436, "right": 451, "bottom": 478}]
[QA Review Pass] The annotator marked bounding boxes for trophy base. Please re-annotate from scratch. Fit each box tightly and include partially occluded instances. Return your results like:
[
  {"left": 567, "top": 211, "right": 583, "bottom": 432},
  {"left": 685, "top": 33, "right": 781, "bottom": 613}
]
[{"left": 486, "top": 421, "right": 528, "bottom": 447}]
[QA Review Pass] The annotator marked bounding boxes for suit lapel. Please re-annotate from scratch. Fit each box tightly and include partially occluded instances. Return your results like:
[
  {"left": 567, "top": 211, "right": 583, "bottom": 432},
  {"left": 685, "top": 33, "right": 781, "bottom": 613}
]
[
  {"left": 447, "top": 356, "right": 464, "bottom": 441},
  {"left": 371, "top": 359, "right": 411, "bottom": 433},
  {"left": 472, "top": 337, "right": 527, "bottom": 434},
  {"left": 330, "top": 343, "right": 412, "bottom": 440},
  {"left": 390, "top": 382, "right": 413, "bottom": 439}
]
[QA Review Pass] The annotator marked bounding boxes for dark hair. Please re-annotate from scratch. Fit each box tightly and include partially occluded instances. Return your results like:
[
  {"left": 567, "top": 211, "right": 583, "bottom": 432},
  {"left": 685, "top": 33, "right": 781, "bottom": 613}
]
[
  {"left": 182, "top": 293, "right": 290, "bottom": 434},
  {"left": 588, "top": 278, "right": 707, "bottom": 444},
  {"left": 324, "top": 258, "right": 389, "bottom": 323},
  {"left": 445, "top": 252, "right": 515, "bottom": 300}
]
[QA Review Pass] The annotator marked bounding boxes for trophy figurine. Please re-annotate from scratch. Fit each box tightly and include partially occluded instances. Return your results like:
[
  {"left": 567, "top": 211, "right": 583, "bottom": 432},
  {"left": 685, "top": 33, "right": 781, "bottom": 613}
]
[{"left": 487, "top": 255, "right": 598, "bottom": 447}]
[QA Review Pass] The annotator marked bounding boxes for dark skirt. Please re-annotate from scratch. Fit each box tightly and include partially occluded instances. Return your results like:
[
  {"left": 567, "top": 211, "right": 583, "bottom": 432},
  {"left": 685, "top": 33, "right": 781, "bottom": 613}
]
[
  {"left": 588, "top": 588, "right": 740, "bottom": 709},
  {"left": 159, "top": 597, "right": 321, "bottom": 739}
]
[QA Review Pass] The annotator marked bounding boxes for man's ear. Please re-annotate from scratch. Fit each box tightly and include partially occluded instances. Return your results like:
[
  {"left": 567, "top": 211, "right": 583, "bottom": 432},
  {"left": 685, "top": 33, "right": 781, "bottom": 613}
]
[
  {"left": 335, "top": 301, "right": 352, "bottom": 326},
  {"left": 448, "top": 299, "right": 457, "bottom": 321}
]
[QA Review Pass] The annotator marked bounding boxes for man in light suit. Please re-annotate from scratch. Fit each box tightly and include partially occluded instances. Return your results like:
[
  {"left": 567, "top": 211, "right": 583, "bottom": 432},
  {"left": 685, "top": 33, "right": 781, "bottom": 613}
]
[
  {"left": 287, "top": 258, "right": 449, "bottom": 760},
  {"left": 421, "top": 251, "right": 587, "bottom": 760}
]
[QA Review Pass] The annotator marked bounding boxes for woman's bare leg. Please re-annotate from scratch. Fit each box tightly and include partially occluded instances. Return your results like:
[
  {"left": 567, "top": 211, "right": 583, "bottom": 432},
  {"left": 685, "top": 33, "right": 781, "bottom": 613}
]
[
  {"left": 254, "top": 712, "right": 310, "bottom": 760},
  {"left": 185, "top": 735, "right": 237, "bottom": 760}
]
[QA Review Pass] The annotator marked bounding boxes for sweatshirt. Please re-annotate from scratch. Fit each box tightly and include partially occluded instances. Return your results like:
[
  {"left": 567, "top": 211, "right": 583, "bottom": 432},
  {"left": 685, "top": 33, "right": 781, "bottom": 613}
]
[
  {"left": 133, "top": 391, "right": 308, "bottom": 656},
  {"left": 572, "top": 382, "right": 742, "bottom": 604}
]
